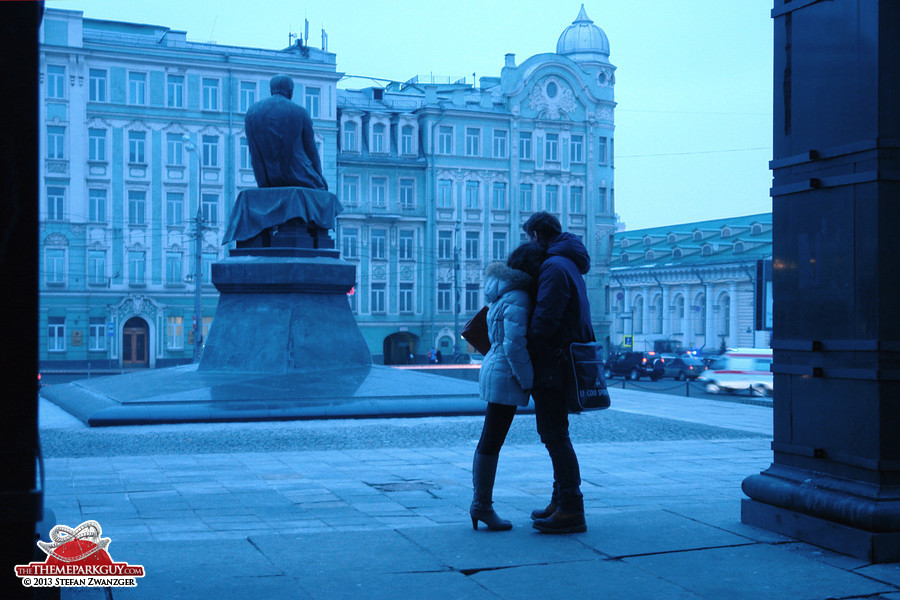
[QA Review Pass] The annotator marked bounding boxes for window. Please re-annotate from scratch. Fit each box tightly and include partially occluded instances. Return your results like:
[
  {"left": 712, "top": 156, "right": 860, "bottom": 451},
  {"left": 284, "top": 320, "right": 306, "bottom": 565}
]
[
  {"left": 202, "top": 135, "right": 218, "bottom": 168},
  {"left": 653, "top": 296, "right": 663, "bottom": 334},
  {"left": 371, "top": 283, "right": 386, "bottom": 314},
  {"left": 89, "top": 318, "right": 106, "bottom": 351},
  {"left": 438, "top": 230, "right": 453, "bottom": 260},
  {"left": 598, "top": 136, "right": 608, "bottom": 164},
  {"left": 399, "top": 283, "right": 414, "bottom": 314},
  {"left": 465, "top": 284, "right": 481, "bottom": 312},
  {"left": 696, "top": 294, "right": 707, "bottom": 335},
  {"left": 519, "top": 131, "right": 532, "bottom": 159},
  {"left": 47, "top": 126, "right": 65, "bottom": 159},
  {"left": 304, "top": 87, "right": 321, "bottom": 118},
  {"left": 343, "top": 121, "right": 358, "bottom": 151},
  {"left": 86, "top": 128, "right": 105, "bottom": 162},
  {"left": 128, "top": 251, "right": 146, "bottom": 284},
  {"left": 166, "top": 192, "right": 184, "bottom": 226},
  {"left": 465, "top": 231, "right": 480, "bottom": 260},
  {"left": 47, "top": 65, "right": 65, "bottom": 99},
  {"left": 438, "top": 283, "right": 452, "bottom": 313},
  {"left": 202, "top": 78, "right": 219, "bottom": 110},
  {"left": 128, "top": 131, "right": 146, "bottom": 164},
  {"left": 399, "top": 178, "right": 415, "bottom": 209},
  {"left": 438, "top": 126, "right": 453, "bottom": 154},
  {"left": 239, "top": 137, "right": 250, "bottom": 169},
  {"left": 465, "top": 127, "right": 480, "bottom": 156},
  {"left": 569, "top": 186, "right": 584, "bottom": 213},
  {"left": 48, "top": 317, "right": 65, "bottom": 352},
  {"left": 371, "top": 123, "right": 386, "bottom": 153},
  {"left": 201, "top": 193, "right": 219, "bottom": 225},
  {"left": 734, "top": 241, "right": 745, "bottom": 253},
  {"left": 438, "top": 179, "right": 453, "bottom": 209},
  {"left": 341, "top": 227, "right": 359, "bottom": 259},
  {"left": 398, "top": 229, "right": 415, "bottom": 260},
  {"left": 465, "top": 181, "right": 479, "bottom": 209},
  {"left": 492, "top": 182, "right": 507, "bottom": 211},
  {"left": 371, "top": 176, "right": 387, "bottom": 207},
  {"left": 166, "top": 253, "right": 182, "bottom": 285},
  {"left": 673, "top": 248, "right": 683, "bottom": 258},
  {"left": 239, "top": 81, "right": 256, "bottom": 112},
  {"left": 167, "top": 74, "right": 184, "bottom": 108},
  {"left": 88, "top": 251, "right": 105, "bottom": 285},
  {"left": 702, "top": 245, "right": 713, "bottom": 256},
  {"left": 519, "top": 183, "right": 533, "bottom": 212},
  {"left": 721, "top": 294, "right": 731, "bottom": 337},
  {"left": 570, "top": 134, "right": 584, "bottom": 163},
  {"left": 401, "top": 125, "right": 414, "bottom": 155},
  {"left": 128, "top": 190, "right": 146, "bottom": 225},
  {"left": 166, "top": 133, "right": 183, "bottom": 166},
  {"left": 45, "top": 249, "right": 65, "bottom": 284},
  {"left": 167, "top": 316, "right": 184, "bottom": 349},
  {"left": 633, "top": 296, "right": 644, "bottom": 334},
  {"left": 128, "top": 72, "right": 147, "bottom": 105},
  {"left": 88, "top": 189, "right": 106, "bottom": 222},
  {"left": 341, "top": 174, "right": 359, "bottom": 206},
  {"left": 46, "top": 187, "right": 65, "bottom": 220},
  {"left": 674, "top": 296, "right": 685, "bottom": 334},
  {"left": 598, "top": 186, "right": 608, "bottom": 214},
  {"left": 545, "top": 185, "right": 559, "bottom": 212},
  {"left": 371, "top": 229, "right": 387, "bottom": 260},
  {"left": 202, "top": 253, "right": 216, "bottom": 284},
  {"left": 492, "top": 231, "right": 508, "bottom": 261},
  {"left": 545, "top": 133, "right": 559, "bottom": 162},
  {"left": 89, "top": 69, "right": 106, "bottom": 102},
  {"left": 493, "top": 129, "right": 508, "bottom": 158}
]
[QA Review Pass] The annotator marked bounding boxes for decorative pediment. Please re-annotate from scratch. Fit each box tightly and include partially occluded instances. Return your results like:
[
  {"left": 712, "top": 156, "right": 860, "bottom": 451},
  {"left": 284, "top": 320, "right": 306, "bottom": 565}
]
[
  {"left": 44, "top": 232, "right": 69, "bottom": 247},
  {"left": 527, "top": 76, "right": 577, "bottom": 120}
]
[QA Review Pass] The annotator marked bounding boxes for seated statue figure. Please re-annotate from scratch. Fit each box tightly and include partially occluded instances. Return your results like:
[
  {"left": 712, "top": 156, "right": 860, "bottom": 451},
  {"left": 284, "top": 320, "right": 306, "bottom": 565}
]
[{"left": 245, "top": 74, "right": 328, "bottom": 190}]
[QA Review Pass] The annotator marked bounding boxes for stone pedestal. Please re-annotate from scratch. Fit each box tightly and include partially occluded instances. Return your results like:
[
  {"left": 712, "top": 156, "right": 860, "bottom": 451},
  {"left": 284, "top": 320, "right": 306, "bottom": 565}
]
[{"left": 741, "top": 0, "right": 900, "bottom": 563}]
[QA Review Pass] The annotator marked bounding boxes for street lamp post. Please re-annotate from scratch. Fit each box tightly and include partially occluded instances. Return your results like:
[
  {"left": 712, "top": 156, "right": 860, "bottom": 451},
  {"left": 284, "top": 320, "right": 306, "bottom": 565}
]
[{"left": 183, "top": 135, "right": 203, "bottom": 363}]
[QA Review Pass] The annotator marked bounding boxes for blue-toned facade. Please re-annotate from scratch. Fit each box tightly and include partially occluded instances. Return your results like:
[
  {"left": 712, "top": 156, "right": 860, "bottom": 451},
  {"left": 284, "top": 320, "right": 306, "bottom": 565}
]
[
  {"left": 38, "top": 9, "right": 340, "bottom": 369},
  {"left": 38, "top": 6, "right": 618, "bottom": 369}
]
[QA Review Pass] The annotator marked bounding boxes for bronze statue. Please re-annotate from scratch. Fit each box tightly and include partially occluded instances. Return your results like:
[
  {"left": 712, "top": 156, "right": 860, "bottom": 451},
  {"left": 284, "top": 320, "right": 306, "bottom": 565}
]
[{"left": 245, "top": 74, "right": 327, "bottom": 190}]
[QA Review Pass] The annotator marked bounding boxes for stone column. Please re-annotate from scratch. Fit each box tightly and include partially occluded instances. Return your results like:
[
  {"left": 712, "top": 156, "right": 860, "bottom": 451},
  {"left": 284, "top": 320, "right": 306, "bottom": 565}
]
[{"left": 741, "top": 0, "right": 900, "bottom": 562}]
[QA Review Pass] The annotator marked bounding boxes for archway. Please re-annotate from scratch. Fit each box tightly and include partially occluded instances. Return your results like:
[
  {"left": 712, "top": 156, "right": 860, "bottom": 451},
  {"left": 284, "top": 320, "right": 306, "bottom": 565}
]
[
  {"left": 122, "top": 316, "right": 149, "bottom": 367},
  {"left": 383, "top": 331, "right": 421, "bottom": 365}
]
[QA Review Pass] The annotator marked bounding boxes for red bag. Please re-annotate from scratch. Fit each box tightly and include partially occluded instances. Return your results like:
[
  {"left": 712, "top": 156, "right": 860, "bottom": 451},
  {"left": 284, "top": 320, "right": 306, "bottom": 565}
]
[{"left": 461, "top": 305, "right": 491, "bottom": 355}]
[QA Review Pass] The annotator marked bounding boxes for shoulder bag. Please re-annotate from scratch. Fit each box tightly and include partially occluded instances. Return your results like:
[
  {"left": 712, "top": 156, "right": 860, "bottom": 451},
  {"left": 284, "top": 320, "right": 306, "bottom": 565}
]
[
  {"left": 461, "top": 305, "right": 491, "bottom": 356},
  {"left": 566, "top": 341, "right": 611, "bottom": 412}
]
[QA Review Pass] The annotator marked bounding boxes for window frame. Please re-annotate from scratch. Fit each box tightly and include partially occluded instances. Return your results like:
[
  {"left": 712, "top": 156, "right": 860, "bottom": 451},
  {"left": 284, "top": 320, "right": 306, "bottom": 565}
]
[
  {"left": 167, "top": 74, "right": 185, "bottom": 108},
  {"left": 127, "top": 71, "right": 147, "bottom": 106},
  {"left": 202, "top": 77, "right": 220, "bottom": 111},
  {"left": 88, "top": 68, "right": 107, "bottom": 103},
  {"left": 492, "top": 129, "right": 508, "bottom": 158},
  {"left": 465, "top": 127, "right": 481, "bottom": 157}
]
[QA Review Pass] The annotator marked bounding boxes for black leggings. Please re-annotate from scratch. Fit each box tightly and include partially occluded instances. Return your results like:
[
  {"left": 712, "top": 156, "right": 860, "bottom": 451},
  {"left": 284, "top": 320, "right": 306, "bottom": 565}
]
[{"left": 475, "top": 402, "right": 518, "bottom": 456}]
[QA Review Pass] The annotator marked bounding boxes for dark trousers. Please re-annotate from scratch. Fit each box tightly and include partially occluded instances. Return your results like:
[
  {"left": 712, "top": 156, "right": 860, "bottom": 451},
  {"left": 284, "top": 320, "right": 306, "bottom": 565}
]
[
  {"left": 532, "top": 386, "right": 583, "bottom": 513},
  {"left": 475, "top": 402, "right": 517, "bottom": 456}
]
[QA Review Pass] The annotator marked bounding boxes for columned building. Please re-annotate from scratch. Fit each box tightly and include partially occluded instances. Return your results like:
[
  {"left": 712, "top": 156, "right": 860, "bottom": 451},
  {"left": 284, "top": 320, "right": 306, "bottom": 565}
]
[
  {"left": 37, "top": 6, "right": 617, "bottom": 368},
  {"left": 607, "top": 214, "right": 773, "bottom": 355}
]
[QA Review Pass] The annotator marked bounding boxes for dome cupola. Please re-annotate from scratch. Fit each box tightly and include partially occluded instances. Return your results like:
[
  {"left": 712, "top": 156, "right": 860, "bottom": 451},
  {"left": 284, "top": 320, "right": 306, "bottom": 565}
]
[{"left": 556, "top": 4, "right": 610, "bottom": 63}]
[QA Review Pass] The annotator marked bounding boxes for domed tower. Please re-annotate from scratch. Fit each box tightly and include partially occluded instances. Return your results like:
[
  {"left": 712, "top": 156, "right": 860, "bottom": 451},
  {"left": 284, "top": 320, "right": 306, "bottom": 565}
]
[{"left": 556, "top": 4, "right": 611, "bottom": 66}]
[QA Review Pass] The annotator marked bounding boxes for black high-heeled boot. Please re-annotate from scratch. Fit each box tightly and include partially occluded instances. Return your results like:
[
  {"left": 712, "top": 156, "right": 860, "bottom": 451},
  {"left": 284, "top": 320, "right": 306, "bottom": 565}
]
[{"left": 470, "top": 453, "right": 512, "bottom": 531}]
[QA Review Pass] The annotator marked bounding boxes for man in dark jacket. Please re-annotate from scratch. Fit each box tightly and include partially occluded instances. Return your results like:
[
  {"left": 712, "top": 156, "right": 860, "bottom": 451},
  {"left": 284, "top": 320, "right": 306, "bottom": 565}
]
[{"left": 523, "top": 212, "right": 593, "bottom": 533}]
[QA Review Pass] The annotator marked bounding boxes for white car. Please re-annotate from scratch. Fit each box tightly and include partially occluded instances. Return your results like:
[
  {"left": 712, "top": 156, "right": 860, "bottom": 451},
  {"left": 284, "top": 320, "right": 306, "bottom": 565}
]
[{"left": 697, "top": 348, "right": 773, "bottom": 396}]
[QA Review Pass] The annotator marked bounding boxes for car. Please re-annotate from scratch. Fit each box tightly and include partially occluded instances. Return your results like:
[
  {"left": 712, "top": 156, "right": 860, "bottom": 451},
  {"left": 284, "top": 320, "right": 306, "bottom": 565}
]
[
  {"left": 697, "top": 348, "right": 773, "bottom": 396},
  {"left": 661, "top": 356, "right": 707, "bottom": 380},
  {"left": 603, "top": 351, "right": 665, "bottom": 381}
]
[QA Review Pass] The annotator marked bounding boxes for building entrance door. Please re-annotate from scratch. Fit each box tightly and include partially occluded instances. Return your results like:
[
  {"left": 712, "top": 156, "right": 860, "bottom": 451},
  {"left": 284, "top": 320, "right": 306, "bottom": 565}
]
[{"left": 122, "top": 317, "right": 149, "bottom": 367}]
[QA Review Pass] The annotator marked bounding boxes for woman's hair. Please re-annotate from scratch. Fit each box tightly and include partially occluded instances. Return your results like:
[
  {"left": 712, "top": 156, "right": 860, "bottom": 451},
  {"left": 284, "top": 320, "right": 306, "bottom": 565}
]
[{"left": 506, "top": 241, "right": 546, "bottom": 280}]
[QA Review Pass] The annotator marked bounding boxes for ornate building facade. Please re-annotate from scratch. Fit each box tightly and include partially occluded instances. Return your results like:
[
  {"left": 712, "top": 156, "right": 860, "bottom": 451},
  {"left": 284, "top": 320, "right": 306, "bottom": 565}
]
[
  {"left": 607, "top": 213, "right": 773, "bottom": 355},
  {"left": 37, "top": 6, "right": 617, "bottom": 368}
]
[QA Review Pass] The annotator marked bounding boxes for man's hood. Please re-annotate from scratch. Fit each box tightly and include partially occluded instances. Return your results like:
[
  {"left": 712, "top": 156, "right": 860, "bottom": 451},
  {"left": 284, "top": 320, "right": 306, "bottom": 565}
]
[{"left": 546, "top": 232, "right": 591, "bottom": 274}]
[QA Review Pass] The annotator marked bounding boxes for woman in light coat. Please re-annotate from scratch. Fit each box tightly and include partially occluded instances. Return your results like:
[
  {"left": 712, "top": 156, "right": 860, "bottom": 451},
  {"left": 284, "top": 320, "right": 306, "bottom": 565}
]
[{"left": 470, "top": 242, "right": 545, "bottom": 530}]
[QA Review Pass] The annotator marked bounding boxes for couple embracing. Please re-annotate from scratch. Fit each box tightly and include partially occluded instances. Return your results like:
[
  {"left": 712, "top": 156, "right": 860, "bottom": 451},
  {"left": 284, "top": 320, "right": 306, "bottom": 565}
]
[{"left": 471, "top": 212, "right": 594, "bottom": 534}]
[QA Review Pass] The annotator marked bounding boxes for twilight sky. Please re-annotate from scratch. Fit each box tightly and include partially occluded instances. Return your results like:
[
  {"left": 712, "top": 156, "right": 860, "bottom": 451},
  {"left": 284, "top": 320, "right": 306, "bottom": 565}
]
[{"left": 46, "top": 0, "right": 775, "bottom": 231}]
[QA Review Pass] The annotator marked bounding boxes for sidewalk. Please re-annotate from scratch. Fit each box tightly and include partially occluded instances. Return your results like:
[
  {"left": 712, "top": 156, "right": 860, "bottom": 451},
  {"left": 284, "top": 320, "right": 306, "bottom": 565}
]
[{"left": 37, "top": 389, "right": 900, "bottom": 599}]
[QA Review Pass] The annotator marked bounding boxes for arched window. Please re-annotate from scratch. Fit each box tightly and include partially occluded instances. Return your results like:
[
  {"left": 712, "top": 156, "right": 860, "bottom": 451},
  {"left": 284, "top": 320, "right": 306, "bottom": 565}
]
[
  {"left": 646, "top": 250, "right": 654, "bottom": 260},
  {"left": 615, "top": 297, "right": 625, "bottom": 333},
  {"left": 633, "top": 296, "right": 644, "bottom": 334},
  {"left": 343, "top": 121, "right": 358, "bottom": 151},
  {"left": 733, "top": 241, "right": 745, "bottom": 253},
  {"left": 751, "top": 223, "right": 763, "bottom": 235},
  {"left": 693, "top": 230, "right": 703, "bottom": 242},
  {"left": 371, "top": 123, "right": 386, "bottom": 153},
  {"left": 673, "top": 295, "right": 685, "bottom": 333},
  {"left": 653, "top": 295, "right": 663, "bottom": 334},
  {"left": 702, "top": 244, "right": 713, "bottom": 256},
  {"left": 621, "top": 253, "right": 629, "bottom": 263},
  {"left": 621, "top": 239, "right": 629, "bottom": 249},
  {"left": 721, "top": 226, "right": 732, "bottom": 237},
  {"left": 668, "top": 233, "right": 677, "bottom": 244},
  {"left": 673, "top": 248, "right": 683, "bottom": 259},
  {"left": 643, "top": 236, "right": 652, "bottom": 246},
  {"left": 720, "top": 293, "right": 731, "bottom": 337},
  {"left": 695, "top": 293, "right": 706, "bottom": 335}
]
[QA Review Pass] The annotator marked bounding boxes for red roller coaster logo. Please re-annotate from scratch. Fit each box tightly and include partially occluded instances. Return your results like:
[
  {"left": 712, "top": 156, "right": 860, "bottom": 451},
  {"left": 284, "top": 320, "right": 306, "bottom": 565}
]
[{"left": 14, "top": 520, "right": 145, "bottom": 588}]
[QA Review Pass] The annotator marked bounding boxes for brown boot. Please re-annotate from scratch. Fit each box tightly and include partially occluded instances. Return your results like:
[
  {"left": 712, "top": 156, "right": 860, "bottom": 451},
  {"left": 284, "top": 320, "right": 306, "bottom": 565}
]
[{"left": 532, "top": 509, "right": 586, "bottom": 534}]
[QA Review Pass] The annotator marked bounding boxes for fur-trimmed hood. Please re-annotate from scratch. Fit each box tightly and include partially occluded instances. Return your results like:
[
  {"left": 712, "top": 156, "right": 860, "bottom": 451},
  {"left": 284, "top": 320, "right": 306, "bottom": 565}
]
[{"left": 484, "top": 262, "right": 533, "bottom": 304}]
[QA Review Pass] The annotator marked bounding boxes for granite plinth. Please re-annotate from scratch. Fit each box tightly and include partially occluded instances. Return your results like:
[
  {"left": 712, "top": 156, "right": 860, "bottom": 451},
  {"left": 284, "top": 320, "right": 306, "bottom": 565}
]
[{"left": 38, "top": 364, "right": 484, "bottom": 426}]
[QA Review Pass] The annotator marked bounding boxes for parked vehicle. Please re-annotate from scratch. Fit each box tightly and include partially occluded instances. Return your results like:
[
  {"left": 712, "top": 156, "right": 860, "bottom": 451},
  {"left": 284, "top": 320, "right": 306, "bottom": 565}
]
[
  {"left": 661, "top": 356, "right": 707, "bottom": 380},
  {"left": 697, "top": 348, "right": 773, "bottom": 396},
  {"left": 603, "top": 351, "right": 665, "bottom": 381}
]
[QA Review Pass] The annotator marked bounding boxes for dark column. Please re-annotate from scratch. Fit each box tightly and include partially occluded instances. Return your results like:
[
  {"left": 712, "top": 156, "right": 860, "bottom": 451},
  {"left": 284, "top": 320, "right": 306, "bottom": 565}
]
[
  {"left": 742, "top": 1, "right": 900, "bottom": 562},
  {"left": 0, "top": 2, "right": 43, "bottom": 598}
]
